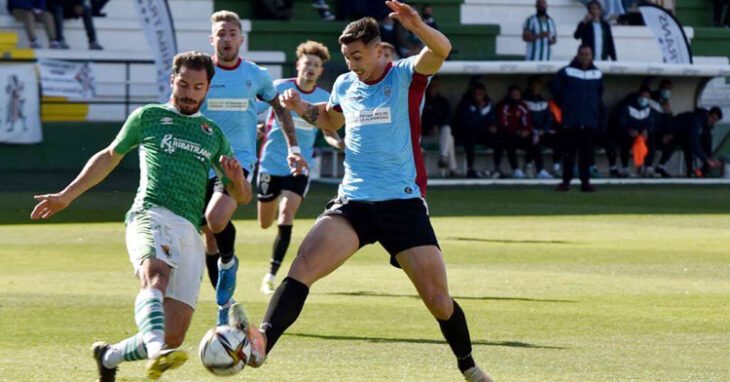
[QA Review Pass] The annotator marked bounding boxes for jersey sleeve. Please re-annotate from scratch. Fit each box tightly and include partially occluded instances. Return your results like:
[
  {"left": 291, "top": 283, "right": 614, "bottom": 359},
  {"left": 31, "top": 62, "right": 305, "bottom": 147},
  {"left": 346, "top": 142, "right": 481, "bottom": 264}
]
[
  {"left": 211, "top": 129, "right": 235, "bottom": 186},
  {"left": 112, "top": 107, "right": 144, "bottom": 154},
  {"left": 256, "top": 66, "right": 278, "bottom": 103},
  {"left": 393, "top": 56, "right": 426, "bottom": 87},
  {"left": 327, "top": 75, "right": 344, "bottom": 112}
]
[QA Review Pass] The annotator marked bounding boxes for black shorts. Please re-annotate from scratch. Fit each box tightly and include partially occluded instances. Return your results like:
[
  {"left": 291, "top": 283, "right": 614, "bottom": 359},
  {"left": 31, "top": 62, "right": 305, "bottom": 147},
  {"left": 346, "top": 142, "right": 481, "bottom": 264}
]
[
  {"left": 257, "top": 173, "right": 310, "bottom": 202},
  {"left": 200, "top": 168, "right": 251, "bottom": 226},
  {"left": 321, "top": 196, "right": 440, "bottom": 268}
]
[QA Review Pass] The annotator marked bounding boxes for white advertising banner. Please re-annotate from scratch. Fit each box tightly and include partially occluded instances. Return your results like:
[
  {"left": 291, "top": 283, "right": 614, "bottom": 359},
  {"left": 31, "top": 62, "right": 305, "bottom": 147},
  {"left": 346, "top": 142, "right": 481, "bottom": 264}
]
[
  {"left": 0, "top": 64, "right": 42, "bottom": 144},
  {"left": 639, "top": 4, "right": 693, "bottom": 64},
  {"left": 134, "top": 0, "right": 178, "bottom": 103},
  {"left": 39, "top": 59, "right": 96, "bottom": 99}
]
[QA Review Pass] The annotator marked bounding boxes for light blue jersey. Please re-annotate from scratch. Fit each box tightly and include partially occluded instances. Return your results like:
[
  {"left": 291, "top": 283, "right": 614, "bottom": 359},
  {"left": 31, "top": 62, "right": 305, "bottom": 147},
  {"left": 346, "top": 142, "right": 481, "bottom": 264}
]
[
  {"left": 201, "top": 57, "right": 278, "bottom": 175},
  {"left": 259, "top": 79, "right": 330, "bottom": 176},
  {"left": 329, "top": 57, "right": 429, "bottom": 202}
]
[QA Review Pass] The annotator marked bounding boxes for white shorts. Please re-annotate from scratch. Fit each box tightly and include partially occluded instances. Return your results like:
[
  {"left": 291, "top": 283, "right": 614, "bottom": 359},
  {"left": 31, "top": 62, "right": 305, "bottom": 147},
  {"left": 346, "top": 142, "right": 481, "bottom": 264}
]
[{"left": 125, "top": 206, "right": 205, "bottom": 309}]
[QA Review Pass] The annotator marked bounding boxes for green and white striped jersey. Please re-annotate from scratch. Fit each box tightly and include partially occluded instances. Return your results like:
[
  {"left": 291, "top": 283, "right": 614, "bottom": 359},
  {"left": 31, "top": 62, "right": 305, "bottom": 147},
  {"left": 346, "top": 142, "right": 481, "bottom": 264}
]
[
  {"left": 112, "top": 103, "right": 233, "bottom": 228},
  {"left": 523, "top": 14, "right": 557, "bottom": 61}
]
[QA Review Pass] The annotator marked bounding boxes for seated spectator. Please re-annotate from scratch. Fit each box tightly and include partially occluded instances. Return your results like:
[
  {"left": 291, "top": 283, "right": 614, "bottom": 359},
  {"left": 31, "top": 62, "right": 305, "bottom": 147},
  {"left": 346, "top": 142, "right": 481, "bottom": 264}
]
[
  {"left": 495, "top": 85, "right": 542, "bottom": 178},
  {"left": 48, "top": 0, "right": 103, "bottom": 50},
  {"left": 524, "top": 76, "right": 559, "bottom": 177},
  {"left": 574, "top": 1, "right": 617, "bottom": 61},
  {"left": 381, "top": 41, "right": 398, "bottom": 62},
  {"left": 423, "top": 78, "right": 458, "bottom": 177},
  {"left": 7, "top": 0, "right": 62, "bottom": 49},
  {"left": 453, "top": 82, "right": 497, "bottom": 178},
  {"left": 652, "top": 107, "right": 722, "bottom": 177},
  {"left": 90, "top": 0, "right": 108, "bottom": 17},
  {"left": 607, "top": 85, "right": 654, "bottom": 177},
  {"left": 645, "top": 78, "right": 673, "bottom": 176},
  {"left": 713, "top": 0, "right": 730, "bottom": 27}
]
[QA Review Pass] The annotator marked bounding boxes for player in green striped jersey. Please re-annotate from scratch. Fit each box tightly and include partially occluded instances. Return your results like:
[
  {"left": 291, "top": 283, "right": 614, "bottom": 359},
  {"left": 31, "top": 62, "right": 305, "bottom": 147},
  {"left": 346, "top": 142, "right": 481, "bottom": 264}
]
[{"left": 30, "top": 52, "right": 251, "bottom": 381}]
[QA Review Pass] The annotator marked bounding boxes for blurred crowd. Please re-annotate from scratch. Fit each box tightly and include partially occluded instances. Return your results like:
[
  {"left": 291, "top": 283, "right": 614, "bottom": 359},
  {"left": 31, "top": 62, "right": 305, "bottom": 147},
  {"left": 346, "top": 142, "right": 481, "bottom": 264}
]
[
  {"left": 422, "top": 45, "right": 723, "bottom": 188},
  {"left": 7, "top": 0, "right": 106, "bottom": 49}
]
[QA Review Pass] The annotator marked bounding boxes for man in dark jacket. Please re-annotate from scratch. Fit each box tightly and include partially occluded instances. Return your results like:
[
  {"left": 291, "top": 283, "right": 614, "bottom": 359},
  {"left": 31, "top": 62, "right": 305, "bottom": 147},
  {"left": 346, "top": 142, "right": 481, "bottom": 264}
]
[
  {"left": 607, "top": 86, "right": 654, "bottom": 177},
  {"left": 453, "top": 82, "right": 497, "bottom": 178},
  {"left": 574, "top": 1, "right": 616, "bottom": 61},
  {"left": 524, "top": 76, "right": 559, "bottom": 177},
  {"left": 551, "top": 44, "right": 603, "bottom": 191},
  {"left": 654, "top": 107, "right": 722, "bottom": 177}
]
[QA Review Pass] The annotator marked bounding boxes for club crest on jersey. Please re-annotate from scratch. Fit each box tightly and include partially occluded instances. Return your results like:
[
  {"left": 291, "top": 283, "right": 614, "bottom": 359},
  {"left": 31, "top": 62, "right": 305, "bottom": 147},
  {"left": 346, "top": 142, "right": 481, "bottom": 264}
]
[
  {"left": 160, "top": 117, "right": 173, "bottom": 125},
  {"left": 383, "top": 86, "right": 391, "bottom": 98},
  {"left": 201, "top": 123, "right": 213, "bottom": 135}
]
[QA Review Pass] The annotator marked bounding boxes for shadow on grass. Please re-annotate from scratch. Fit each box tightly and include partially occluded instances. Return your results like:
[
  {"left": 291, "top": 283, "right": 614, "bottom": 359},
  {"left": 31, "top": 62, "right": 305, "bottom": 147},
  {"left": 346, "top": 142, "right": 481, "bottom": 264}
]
[
  {"left": 3, "top": 170, "right": 730, "bottom": 225},
  {"left": 287, "top": 332, "right": 566, "bottom": 349},
  {"left": 321, "top": 291, "right": 575, "bottom": 303},
  {"left": 443, "top": 236, "right": 575, "bottom": 244}
]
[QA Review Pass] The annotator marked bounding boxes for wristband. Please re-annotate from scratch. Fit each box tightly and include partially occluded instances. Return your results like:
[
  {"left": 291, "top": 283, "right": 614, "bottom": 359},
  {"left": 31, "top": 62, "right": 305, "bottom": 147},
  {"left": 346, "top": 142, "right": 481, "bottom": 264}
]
[{"left": 288, "top": 146, "right": 301, "bottom": 155}]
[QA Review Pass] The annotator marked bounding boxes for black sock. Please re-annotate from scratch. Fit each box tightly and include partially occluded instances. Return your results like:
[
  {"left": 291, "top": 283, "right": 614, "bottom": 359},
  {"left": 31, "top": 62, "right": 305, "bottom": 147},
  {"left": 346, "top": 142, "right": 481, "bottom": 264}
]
[
  {"left": 269, "top": 225, "right": 292, "bottom": 276},
  {"left": 206, "top": 253, "right": 220, "bottom": 288},
  {"left": 260, "top": 277, "right": 309, "bottom": 353},
  {"left": 438, "top": 300, "right": 475, "bottom": 373},
  {"left": 215, "top": 221, "right": 236, "bottom": 263}
]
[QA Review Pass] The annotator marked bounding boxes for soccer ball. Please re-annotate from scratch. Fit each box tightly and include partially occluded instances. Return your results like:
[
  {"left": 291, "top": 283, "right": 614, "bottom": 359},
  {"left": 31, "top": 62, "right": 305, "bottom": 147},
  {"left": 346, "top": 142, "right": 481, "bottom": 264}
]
[{"left": 198, "top": 325, "right": 251, "bottom": 376}]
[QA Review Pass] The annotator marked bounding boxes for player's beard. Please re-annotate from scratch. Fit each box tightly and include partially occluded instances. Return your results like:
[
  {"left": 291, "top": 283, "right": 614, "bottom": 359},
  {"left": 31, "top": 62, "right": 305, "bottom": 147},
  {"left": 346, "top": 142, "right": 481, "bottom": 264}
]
[
  {"left": 218, "top": 45, "right": 239, "bottom": 64},
  {"left": 174, "top": 96, "right": 203, "bottom": 115}
]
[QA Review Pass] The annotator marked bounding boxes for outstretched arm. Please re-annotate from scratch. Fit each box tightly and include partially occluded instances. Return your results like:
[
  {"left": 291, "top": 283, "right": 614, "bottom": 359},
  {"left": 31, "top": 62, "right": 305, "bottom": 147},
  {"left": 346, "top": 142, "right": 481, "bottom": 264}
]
[
  {"left": 386, "top": 0, "right": 451, "bottom": 75},
  {"left": 31, "top": 146, "right": 124, "bottom": 219},
  {"left": 279, "top": 89, "right": 345, "bottom": 131},
  {"left": 268, "top": 96, "right": 308, "bottom": 175}
]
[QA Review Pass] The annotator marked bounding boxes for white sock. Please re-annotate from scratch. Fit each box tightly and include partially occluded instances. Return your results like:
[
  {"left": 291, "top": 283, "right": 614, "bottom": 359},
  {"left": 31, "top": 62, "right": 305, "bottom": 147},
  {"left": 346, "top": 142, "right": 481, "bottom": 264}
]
[
  {"left": 134, "top": 288, "right": 165, "bottom": 359},
  {"left": 103, "top": 333, "right": 148, "bottom": 368}
]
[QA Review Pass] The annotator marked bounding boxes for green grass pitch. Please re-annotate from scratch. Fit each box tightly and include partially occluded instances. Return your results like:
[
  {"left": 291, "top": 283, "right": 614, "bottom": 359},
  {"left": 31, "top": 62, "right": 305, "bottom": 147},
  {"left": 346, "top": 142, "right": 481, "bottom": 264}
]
[{"left": 1, "top": 176, "right": 729, "bottom": 381}]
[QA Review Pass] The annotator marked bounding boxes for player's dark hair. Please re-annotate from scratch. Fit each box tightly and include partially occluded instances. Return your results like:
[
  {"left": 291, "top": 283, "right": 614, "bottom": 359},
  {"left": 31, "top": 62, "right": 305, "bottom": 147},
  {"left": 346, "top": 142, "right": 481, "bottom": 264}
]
[
  {"left": 508, "top": 84, "right": 521, "bottom": 93},
  {"left": 709, "top": 106, "right": 723, "bottom": 119},
  {"left": 578, "top": 44, "right": 593, "bottom": 54},
  {"left": 638, "top": 85, "right": 651, "bottom": 94},
  {"left": 172, "top": 51, "right": 215, "bottom": 82},
  {"left": 338, "top": 17, "right": 381, "bottom": 46}
]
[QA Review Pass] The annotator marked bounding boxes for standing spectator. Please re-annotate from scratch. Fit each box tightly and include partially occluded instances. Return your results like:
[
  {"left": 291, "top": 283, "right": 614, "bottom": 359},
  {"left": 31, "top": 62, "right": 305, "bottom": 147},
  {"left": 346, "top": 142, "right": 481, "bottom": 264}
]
[
  {"left": 422, "top": 78, "right": 458, "bottom": 177},
  {"left": 495, "top": 85, "right": 540, "bottom": 178},
  {"left": 574, "top": 1, "right": 617, "bottom": 61},
  {"left": 48, "top": 0, "right": 103, "bottom": 50},
  {"left": 312, "top": 0, "right": 335, "bottom": 21},
  {"left": 608, "top": 86, "right": 654, "bottom": 177},
  {"left": 524, "top": 76, "right": 559, "bottom": 178},
  {"left": 713, "top": 0, "right": 730, "bottom": 27},
  {"left": 421, "top": 3, "right": 438, "bottom": 30},
  {"left": 552, "top": 45, "right": 603, "bottom": 192},
  {"left": 7, "top": 0, "right": 62, "bottom": 49},
  {"left": 453, "top": 82, "right": 497, "bottom": 178},
  {"left": 653, "top": 107, "right": 722, "bottom": 177},
  {"left": 522, "top": 0, "right": 557, "bottom": 61}
]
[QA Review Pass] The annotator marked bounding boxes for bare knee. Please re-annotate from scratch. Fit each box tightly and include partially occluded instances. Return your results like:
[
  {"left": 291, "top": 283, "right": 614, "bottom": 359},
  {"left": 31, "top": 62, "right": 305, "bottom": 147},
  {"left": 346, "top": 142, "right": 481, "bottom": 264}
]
[
  {"left": 277, "top": 209, "right": 295, "bottom": 226},
  {"left": 424, "top": 291, "right": 454, "bottom": 321},
  {"left": 259, "top": 217, "right": 274, "bottom": 229},
  {"left": 165, "top": 332, "right": 185, "bottom": 349},
  {"left": 138, "top": 260, "right": 170, "bottom": 293},
  {"left": 288, "top": 249, "right": 319, "bottom": 287},
  {"left": 207, "top": 215, "right": 228, "bottom": 233}
]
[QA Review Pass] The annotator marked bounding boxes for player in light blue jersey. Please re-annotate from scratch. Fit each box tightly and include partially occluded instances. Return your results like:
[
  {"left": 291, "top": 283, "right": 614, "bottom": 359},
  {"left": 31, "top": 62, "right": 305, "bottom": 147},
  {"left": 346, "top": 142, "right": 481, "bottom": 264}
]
[
  {"left": 201, "top": 11, "right": 307, "bottom": 330},
  {"left": 256, "top": 3, "right": 493, "bottom": 381},
  {"left": 256, "top": 40, "right": 344, "bottom": 295}
]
